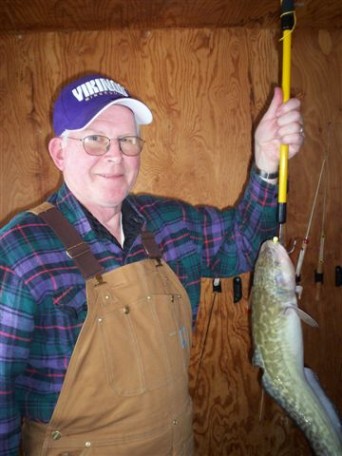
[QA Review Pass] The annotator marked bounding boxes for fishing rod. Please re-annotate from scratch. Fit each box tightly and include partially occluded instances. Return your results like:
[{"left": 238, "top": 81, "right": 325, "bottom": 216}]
[
  {"left": 278, "top": 0, "right": 296, "bottom": 244},
  {"left": 314, "top": 176, "right": 327, "bottom": 301},
  {"left": 314, "top": 124, "right": 331, "bottom": 301},
  {"left": 295, "top": 157, "right": 326, "bottom": 298}
]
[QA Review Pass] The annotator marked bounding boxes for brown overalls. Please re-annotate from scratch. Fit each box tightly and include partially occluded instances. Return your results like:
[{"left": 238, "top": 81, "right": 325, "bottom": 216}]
[{"left": 22, "top": 204, "right": 193, "bottom": 456}]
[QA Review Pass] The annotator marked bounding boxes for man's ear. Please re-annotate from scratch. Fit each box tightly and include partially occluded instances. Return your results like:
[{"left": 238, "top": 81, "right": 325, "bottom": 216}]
[{"left": 48, "top": 137, "right": 65, "bottom": 171}]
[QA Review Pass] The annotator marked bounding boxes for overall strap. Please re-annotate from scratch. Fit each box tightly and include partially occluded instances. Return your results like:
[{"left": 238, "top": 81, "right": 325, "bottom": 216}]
[
  {"left": 29, "top": 202, "right": 104, "bottom": 279},
  {"left": 141, "top": 230, "right": 163, "bottom": 266}
]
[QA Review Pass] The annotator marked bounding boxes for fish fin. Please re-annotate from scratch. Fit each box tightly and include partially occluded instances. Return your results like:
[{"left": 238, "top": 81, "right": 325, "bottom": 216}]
[
  {"left": 284, "top": 305, "right": 319, "bottom": 327},
  {"left": 304, "top": 367, "right": 342, "bottom": 442},
  {"left": 296, "top": 308, "right": 319, "bottom": 327},
  {"left": 260, "top": 371, "right": 283, "bottom": 406},
  {"left": 252, "top": 349, "right": 265, "bottom": 369}
]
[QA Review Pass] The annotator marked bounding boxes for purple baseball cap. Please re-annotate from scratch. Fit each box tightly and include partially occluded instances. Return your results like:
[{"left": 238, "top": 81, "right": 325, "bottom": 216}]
[{"left": 53, "top": 73, "right": 153, "bottom": 136}]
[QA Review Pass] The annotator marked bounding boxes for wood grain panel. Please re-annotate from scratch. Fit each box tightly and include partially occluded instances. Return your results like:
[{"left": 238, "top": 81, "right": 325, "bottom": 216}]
[
  {"left": 0, "top": 34, "right": 60, "bottom": 223},
  {"left": 0, "top": 26, "right": 341, "bottom": 456},
  {"left": 136, "top": 28, "right": 251, "bottom": 206},
  {"left": 1, "top": 0, "right": 341, "bottom": 33},
  {"left": 287, "top": 28, "right": 342, "bottom": 412}
]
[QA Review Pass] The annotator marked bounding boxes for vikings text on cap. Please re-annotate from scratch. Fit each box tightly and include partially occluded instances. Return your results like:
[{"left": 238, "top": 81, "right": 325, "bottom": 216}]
[{"left": 71, "top": 78, "right": 129, "bottom": 102}]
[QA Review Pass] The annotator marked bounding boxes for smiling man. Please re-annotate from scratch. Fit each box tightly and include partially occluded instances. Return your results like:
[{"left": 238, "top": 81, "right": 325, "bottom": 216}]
[
  {"left": 50, "top": 105, "right": 142, "bottom": 244},
  {"left": 0, "top": 72, "right": 304, "bottom": 456}
]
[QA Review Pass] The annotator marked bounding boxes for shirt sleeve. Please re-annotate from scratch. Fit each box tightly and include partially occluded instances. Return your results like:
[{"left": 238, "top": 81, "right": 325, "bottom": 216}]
[
  {"left": 0, "top": 257, "right": 35, "bottom": 456},
  {"left": 197, "top": 167, "right": 278, "bottom": 277}
]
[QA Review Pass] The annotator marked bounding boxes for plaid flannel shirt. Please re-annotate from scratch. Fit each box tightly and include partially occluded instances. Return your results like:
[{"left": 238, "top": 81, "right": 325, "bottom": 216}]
[{"left": 0, "top": 169, "right": 277, "bottom": 455}]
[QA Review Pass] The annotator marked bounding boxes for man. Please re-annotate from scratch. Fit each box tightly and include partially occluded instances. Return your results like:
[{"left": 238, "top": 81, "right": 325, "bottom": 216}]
[{"left": 0, "top": 73, "right": 303, "bottom": 455}]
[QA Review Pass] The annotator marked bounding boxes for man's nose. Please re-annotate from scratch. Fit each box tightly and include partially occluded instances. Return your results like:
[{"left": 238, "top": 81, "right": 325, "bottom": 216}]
[{"left": 105, "top": 138, "right": 123, "bottom": 162}]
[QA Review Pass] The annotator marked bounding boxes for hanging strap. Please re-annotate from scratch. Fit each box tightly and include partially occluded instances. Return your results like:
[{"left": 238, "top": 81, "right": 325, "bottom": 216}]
[
  {"left": 30, "top": 202, "right": 163, "bottom": 275},
  {"left": 29, "top": 202, "right": 104, "bottom": 279},
  {"left": 141, "top": 230, "right": 163, "bottom": 266}
]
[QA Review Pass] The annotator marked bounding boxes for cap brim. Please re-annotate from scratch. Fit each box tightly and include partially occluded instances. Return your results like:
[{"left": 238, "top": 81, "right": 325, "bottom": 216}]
[
  {"left": 111, "top": 98, "right": 153, "bottom": 125},
  {"left": 68, "top": 98, "right": 153, "bottom": 135}
]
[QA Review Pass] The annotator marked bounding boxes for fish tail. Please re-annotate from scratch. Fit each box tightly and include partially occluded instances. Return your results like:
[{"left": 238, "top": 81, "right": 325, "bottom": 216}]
[
  {"left": 304, "top": 368, "right": 342, "bottom": 444},
  {"left": 262, "top": 371, "right": 342, "bottom": 454}
]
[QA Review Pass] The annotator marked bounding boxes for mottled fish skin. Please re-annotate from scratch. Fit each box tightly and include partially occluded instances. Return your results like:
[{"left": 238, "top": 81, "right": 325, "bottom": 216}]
[{"left": 251, "top": 239, "right": 342, "bottom": 456}]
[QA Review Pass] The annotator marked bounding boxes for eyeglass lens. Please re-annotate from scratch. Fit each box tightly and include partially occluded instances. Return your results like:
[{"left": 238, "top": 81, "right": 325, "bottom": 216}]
[{"left": 83, "top": 135, "right": 144, "bottom": 156}]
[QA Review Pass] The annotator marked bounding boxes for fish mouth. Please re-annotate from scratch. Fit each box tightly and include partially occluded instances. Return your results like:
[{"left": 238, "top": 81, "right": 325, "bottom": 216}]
[
  {"left": 261, "top": 240, "right": 291, "bottom": 262},
  {"left": 258, "top": 240, "right": 296, "bottom": 287}
]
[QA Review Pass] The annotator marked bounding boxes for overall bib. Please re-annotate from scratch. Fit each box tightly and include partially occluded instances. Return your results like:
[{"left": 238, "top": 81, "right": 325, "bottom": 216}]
[{"left": 22, "top": 204, "right": 193, "bottom": 456}]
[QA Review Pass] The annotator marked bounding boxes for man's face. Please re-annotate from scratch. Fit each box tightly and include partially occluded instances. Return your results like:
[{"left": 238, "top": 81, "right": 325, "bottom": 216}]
[{"left": 51, "top": 105, "right": 141, "bottom": 214}]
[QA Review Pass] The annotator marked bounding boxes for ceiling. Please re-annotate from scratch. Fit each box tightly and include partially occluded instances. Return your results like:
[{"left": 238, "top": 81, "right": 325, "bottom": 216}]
[{"left": 0, "top": 0, "right": 341, "bottom": 33}]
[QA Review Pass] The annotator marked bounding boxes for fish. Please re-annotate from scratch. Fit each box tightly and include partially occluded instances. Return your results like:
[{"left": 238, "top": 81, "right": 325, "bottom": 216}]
[{"left": 251, "top": 237, "right": 342, "bottom": 456}]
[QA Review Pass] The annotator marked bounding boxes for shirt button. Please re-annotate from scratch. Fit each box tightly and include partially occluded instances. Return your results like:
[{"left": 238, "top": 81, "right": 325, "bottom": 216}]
[
  {"left": 51, "top": 430, "right": 62, "bottom": 440},
  {"left": 172, "top": 419, "right": 178, "bottom": 425},
  {"left": 85, "top": 441, "right": 92, "bottom": 447}
]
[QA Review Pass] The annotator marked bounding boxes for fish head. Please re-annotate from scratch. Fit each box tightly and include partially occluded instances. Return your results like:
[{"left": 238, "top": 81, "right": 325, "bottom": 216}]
[{"left": 254, "top": 238, "right": 296, "bottom": 293}]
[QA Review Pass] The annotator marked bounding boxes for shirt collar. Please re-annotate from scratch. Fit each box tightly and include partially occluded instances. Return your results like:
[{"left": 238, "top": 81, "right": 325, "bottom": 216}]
[{"left": 50, "top": 183, "right": 145, "bottom": 250}]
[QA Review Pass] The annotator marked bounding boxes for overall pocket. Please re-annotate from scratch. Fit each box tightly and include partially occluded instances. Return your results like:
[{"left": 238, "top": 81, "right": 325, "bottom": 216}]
[{"left": 98, "top": 292, "right": 191, "bottom": 396}]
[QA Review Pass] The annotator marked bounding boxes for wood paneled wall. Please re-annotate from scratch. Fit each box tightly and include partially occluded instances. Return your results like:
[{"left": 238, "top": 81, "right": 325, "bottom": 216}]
[{"left": 1, "top": 27, "right": 341, "bottom": 455}]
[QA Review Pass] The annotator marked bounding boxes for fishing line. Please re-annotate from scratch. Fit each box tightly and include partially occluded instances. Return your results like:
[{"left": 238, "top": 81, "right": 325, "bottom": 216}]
[
  {"left": 295, "top": 156, "right": 327, "bottom": 298},
  {"left": 296, "top": 119, "right": 334, "bottom": 298},
  {"left": 315, "top": 123, "right": 332, "bottom": 301},
  {"left": 193, "top": 286, "right": 218, "bottom": 392},
  {"left": 258, "top": 389, "right": 265, "bottom": 421},
  {"left": 314, "top": 173, "right": 327, "bottom": 301}
]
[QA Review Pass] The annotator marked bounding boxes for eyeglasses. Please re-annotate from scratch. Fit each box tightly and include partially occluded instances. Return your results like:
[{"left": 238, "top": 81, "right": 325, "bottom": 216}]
[{"left": 64, "top": 134, "right": 145, "bottom": 156}]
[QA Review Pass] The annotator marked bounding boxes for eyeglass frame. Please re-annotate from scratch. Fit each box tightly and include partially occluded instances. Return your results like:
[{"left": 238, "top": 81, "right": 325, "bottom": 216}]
[{"left": 61, "top": 134, "right": 145, "bottom": 157}]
